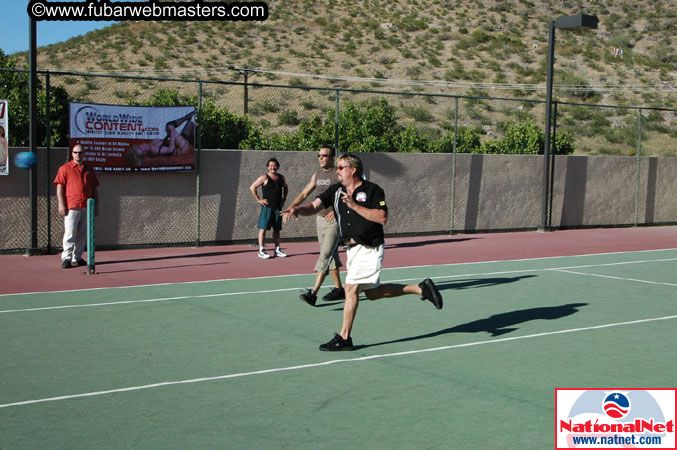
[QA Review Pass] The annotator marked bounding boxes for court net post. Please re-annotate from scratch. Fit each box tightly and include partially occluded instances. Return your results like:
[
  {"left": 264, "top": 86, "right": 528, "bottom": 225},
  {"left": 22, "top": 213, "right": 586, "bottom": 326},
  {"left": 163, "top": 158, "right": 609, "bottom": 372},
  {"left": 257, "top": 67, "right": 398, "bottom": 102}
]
[{"left": 87, "top": 198, "right": 96, "bottom": 275}]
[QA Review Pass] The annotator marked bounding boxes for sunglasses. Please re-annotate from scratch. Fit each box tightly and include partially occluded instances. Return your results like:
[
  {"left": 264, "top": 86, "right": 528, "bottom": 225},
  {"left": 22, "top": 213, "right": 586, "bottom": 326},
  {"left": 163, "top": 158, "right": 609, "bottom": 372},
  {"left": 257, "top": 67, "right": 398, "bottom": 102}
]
[
  {"left": 318, "top": 153, "right": 332, "bottom": 158},
  {"left": 336, "top": 165, "right": 350, "bottom": 171},
  {"left": 72, "top": 151, "right": 83, "bottom": 154}
]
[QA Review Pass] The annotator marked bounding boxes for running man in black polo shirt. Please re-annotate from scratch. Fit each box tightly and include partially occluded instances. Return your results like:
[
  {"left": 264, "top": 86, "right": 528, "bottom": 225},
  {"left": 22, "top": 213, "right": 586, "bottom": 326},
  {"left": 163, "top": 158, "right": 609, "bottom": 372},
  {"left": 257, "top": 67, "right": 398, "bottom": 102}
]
[{"left": 282, "top": 154, "right": 443, "bottom": 351}]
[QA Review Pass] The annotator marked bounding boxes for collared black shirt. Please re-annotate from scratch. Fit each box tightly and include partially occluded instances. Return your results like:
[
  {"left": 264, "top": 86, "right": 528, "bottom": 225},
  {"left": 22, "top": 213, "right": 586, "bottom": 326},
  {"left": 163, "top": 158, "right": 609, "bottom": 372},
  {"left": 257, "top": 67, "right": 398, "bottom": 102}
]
[{"left": 317, "top": 180, "right": 388, "bottom": 247}]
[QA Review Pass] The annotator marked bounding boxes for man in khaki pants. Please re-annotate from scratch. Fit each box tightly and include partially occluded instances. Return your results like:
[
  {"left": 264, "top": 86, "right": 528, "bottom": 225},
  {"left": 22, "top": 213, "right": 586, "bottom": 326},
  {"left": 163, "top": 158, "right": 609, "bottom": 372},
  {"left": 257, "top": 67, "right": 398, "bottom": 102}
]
[
  {"left": 286, "top": 146, "right": 345, "bottom": 306},
  {"left": 54, "top": 144, "right": 99, "bottom": 268}
]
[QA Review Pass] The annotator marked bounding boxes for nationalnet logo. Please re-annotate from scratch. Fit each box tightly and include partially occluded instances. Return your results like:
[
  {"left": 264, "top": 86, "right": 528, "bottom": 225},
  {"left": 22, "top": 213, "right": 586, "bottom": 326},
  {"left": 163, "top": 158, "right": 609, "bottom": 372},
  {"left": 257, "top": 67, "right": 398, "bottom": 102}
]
[{"left": 556, "top": 389, "right": 676, "bottom": 449}]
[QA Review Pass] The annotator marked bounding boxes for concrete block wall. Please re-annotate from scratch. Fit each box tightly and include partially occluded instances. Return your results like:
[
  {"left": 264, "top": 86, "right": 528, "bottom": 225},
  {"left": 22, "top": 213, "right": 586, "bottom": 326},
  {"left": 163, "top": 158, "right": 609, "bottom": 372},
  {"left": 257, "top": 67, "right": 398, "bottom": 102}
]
[{"left": 1, "top": 147, "right": 675, "bottom": 252}]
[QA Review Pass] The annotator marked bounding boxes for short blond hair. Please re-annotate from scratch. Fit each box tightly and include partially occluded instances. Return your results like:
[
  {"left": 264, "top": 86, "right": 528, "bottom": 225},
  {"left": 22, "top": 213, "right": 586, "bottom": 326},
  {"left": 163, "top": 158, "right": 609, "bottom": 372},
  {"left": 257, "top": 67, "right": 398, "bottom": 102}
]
[{"left": 338, "top": 153, "right": 363, "bottom": 178}]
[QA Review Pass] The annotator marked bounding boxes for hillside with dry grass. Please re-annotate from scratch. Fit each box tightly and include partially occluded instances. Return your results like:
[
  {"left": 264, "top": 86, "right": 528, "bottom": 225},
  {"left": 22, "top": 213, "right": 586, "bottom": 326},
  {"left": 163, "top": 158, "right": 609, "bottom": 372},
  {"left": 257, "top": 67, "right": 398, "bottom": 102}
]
[{"left": 7, "top": 0, "right": 677, "bottom": 155}]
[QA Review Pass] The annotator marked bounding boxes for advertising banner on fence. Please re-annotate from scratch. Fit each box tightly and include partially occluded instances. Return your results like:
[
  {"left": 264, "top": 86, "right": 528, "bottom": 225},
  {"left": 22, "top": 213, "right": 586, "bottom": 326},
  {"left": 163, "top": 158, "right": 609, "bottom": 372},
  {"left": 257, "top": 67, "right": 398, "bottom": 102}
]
[
  {"left": 69, "top": 102, "right": 196, "bottom": 173},
  {"left": 0, "top": 99, "right": 8, "bottom": 176}
]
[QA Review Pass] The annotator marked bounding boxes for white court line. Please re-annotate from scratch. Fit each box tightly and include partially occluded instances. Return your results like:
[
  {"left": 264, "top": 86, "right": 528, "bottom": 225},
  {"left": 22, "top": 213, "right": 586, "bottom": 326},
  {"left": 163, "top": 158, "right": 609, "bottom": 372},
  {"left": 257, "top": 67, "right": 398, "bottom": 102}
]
[
  {"left": 2, "top": 257, "right": 676, "bottom": 315},
  {"left": 550, "top": 257, "right": 677, "bottom": 271},
  {"left": 0, "top": 287, "right": 301, "bottom": 314},
  {"left": 2, "top": 248, "right": 676, "bottom": 297},
  {"left": 1, "top": 314, "right": 675, "bottom": 410},
  {"left": 552, "top": 269, "right": 677, "bottom": 287}
]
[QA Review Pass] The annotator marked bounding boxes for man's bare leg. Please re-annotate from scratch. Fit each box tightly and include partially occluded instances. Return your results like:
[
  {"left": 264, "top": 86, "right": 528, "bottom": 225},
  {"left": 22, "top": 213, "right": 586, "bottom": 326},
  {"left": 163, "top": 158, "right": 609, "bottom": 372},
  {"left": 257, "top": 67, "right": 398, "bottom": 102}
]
[
  {"left": 312, "top": 271, "right": 327, "bottom": 292},
  {"left": 329, "top": 269, "right": 342, "bottom": 288},
  {"left": 364, "top": 280, "right": 443, "bottom": 309},
  {"left": 339, "top": 283, "right": 360, "bottom": 339},
  {"left": 312, "top": 269, "right": 342, "bottom": 292},
  {"left": 363, "top": 283, "right": 421, "bottom": 300}
]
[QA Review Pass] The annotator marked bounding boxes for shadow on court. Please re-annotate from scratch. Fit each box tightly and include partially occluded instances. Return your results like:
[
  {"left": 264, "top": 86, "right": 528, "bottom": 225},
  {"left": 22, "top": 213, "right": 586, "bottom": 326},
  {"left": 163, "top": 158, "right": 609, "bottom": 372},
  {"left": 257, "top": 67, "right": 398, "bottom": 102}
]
[
  {"left": 354, "top": 303, "right": 589, "bottom": 349},
  {"left": 320, "top": 275, "right": 537, "bottom": 309},
  {"left": 436, "top": 275, "right": 536, "bottom": 290},
  {"left": 386, "top": 237, "right": 477, "bottom": 248},
  {"left": 96, "top": 250, "right": 255, "bottom": 265},
  {"left": 96, "top": 261, "right": 232, "bottom": 274}
]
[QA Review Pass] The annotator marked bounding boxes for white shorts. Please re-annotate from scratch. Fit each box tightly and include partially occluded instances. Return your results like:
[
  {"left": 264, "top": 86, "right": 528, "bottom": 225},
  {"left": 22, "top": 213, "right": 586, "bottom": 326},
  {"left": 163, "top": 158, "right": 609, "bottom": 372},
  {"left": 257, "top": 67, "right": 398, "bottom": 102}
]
[{"left": 345, "top": 243, "right": 385, "bottom": 291}]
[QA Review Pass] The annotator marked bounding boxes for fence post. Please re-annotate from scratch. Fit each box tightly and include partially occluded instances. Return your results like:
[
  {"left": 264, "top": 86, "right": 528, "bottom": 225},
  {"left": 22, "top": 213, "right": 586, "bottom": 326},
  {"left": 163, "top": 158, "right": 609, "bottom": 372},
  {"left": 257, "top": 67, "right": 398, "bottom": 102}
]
[
  {"left": 334, "top": 89, "right": 340, "bottom": 151},
  {"left": 27, "top": 19, "right": 40, "bottom": 255},
  {"left": 450, "top": 96, "right": 458, "bottom": 234},
  {"left": 45, "top": 71, "right": 52, "bottom": 253},
  {"left": 548, "top": 102, "right": 558, "bottom": 228},
  {"left": 634, "top": 108, "right": 643, "bottom": 226},
  {"left": 243, "top": 72, "right": 248, "bottom": 115},
  {"left": 195, "top": 80, "right": 203, "bottom": 247}
]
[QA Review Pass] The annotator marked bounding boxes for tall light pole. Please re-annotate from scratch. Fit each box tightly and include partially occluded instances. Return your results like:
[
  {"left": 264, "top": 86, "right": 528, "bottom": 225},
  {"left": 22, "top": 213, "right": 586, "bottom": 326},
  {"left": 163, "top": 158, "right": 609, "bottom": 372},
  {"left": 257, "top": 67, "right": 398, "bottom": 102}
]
[
  {"left": 539, "top": 14, "right": 598, "bottom": 232},
  {"left": 27, "top": 18, "right": 40, "bottom": 255}
]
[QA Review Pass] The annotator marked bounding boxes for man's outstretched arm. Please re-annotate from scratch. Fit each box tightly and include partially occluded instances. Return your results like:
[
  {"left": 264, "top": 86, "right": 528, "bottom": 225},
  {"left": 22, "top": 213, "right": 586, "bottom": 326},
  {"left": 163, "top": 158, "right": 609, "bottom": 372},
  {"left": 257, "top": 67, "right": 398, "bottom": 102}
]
[{"left": 281, "top": 197, "right": 324, "bottom": 223}]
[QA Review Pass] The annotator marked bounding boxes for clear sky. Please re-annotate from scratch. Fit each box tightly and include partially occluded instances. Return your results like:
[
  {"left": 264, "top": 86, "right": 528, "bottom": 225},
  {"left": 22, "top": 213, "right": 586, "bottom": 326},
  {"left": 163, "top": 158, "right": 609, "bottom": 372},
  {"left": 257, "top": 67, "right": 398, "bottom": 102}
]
[{"left": 0, "top": 1, "right": 119, "bottom": 55}]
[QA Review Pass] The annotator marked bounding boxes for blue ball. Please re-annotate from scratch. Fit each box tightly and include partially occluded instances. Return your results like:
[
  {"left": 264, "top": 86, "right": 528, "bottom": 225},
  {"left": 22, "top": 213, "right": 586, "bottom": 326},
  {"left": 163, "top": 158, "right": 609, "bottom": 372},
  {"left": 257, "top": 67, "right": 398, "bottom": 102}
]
[{"left": 14, "top": 152, "right": 37, "bottom": 169}]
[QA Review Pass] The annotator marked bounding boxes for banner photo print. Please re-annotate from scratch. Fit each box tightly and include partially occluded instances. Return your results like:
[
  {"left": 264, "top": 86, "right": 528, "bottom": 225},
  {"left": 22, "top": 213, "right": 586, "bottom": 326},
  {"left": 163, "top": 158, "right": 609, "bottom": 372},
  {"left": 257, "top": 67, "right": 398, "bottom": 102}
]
[
  {"left": 0, "top": 100, "right": 8, "bottom": 176},
  {"left": 69, "top": 103, "right": 196, "bottom": 173}
]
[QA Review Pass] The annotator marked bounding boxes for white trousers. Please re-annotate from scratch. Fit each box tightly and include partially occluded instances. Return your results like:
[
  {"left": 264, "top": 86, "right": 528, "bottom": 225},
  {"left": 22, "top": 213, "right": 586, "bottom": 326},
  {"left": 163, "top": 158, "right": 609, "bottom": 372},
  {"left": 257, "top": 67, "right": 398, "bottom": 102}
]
[{"left": 62, "top": 208, "right": 87, "bottom": 262}]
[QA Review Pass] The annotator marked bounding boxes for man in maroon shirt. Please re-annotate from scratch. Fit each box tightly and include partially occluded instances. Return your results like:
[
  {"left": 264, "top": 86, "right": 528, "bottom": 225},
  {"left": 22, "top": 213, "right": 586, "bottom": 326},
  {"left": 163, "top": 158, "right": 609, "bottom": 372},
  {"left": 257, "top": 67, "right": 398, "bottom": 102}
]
[{"left": 54, "top": 144, "right": 99, "bottom": 268}]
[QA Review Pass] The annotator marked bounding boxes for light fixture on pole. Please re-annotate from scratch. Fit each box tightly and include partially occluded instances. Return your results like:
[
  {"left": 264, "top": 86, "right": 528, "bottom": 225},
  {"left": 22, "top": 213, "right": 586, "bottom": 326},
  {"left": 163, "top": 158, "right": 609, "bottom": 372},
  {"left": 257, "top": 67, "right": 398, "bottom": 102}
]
[{"left": 539, "top": 14, "right": 598, "bottom": 232}]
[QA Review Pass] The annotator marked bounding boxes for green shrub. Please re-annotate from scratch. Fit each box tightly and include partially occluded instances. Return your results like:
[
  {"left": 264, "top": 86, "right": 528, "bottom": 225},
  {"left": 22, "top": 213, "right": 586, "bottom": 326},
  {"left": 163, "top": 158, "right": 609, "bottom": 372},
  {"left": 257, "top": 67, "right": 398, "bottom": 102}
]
[
  {"left": 278, "top": 110, "right": 300, "bottom": 126},
  {"left": 479, "top": 139, "right": 502, "bottom": 154},
  {"left": 500, "top": 119, "right": 543, "bottom": 154},
  {"left": 397, "top": 15, "right": 427, "bottom": 32},
  {"left": 475, "top": 119, "right": 568, "bottom": 155},
  {"left": 0, "top": 50, "right": 71, "bottom": 146},
  {"left": 604, "top": 125, "right": 637, "bottom": 146},
  {"left": 403, "top": 105, "right": 435, "bottom": 122},
  {"left": 394, "top": 125, "right": 431, "bottom": 152},
  {"left": 432, "top": 127, "right": 482, "bottom": 153},
  {"left": 288, "top": 77, "right": 310, "bottom": 89},
  {"left": 300, "top": 100, "right": 318, "bottom": 110},
  {"left": 458, "top": 29, "right": 492, "bottom": 49},
  {"left": 249, "top": 100, "right": 280, "bottom": 116}
]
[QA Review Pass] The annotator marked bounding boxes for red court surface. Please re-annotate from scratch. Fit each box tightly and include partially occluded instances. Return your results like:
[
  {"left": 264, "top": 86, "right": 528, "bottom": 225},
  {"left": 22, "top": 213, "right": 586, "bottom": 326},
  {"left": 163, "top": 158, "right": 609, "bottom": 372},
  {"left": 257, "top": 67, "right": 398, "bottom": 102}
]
[{"left": 2, "top": 226, "right": 676, "bottom": 295}]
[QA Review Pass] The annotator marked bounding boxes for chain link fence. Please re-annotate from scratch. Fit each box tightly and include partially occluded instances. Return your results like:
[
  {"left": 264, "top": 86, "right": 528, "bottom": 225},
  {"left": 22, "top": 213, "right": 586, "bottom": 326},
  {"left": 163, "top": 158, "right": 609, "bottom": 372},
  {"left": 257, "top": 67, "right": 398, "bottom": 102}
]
[
  {"left": 1, "top": 68, "right": 675, "bottom": 253},
  {"left": 3, "top": 68, "right": 676, "bottom": 155}
]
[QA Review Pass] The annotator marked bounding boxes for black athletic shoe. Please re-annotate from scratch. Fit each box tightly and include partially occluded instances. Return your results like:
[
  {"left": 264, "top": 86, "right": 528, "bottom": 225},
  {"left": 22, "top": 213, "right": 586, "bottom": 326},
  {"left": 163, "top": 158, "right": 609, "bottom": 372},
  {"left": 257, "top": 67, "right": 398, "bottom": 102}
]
[
  {"left": 61, "top": 260, "right": 72, "bottom": 269},
  {"left": 75, "top": 259, "right": 87, "bottom": 267},
  {"left": 299, "top": 289, "right": 317, "bottom": 306},
  {"left": 322, "top": 287, "right": 345, "bottom": 301},
  {"left": 419, "top": 278, "right": 443, "bottom": 309},
  {"left": 319, "top": 333, "right": 354, "bottom": 351}
]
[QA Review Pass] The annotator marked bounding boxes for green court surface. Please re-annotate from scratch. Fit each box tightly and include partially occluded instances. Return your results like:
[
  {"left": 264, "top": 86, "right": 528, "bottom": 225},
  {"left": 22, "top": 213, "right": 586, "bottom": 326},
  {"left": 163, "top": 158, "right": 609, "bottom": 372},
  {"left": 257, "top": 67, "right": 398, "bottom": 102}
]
[{"left": 1, "top": 250, "right": 676, "bottom": 449}]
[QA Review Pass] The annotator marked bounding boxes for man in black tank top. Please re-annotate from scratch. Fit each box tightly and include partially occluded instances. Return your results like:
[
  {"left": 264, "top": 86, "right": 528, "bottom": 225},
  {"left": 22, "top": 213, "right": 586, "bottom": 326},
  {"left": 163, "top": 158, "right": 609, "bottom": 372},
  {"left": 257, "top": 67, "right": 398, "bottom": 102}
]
[
  {"left": 285, "top": 146, "right": 345, "bottom": 305},
  {"left": 249, "top": 158, "right": 289, "bottom": 259}
]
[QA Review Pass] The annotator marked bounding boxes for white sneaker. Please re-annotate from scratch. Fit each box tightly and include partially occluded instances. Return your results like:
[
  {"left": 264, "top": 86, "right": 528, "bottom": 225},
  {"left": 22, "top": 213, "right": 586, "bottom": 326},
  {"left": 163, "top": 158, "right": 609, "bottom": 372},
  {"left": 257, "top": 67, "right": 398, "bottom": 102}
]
[
  {"left": 258, "top": 249, "right": 271, "bottom": 259},
  {"left": 275, "top": 247, "right": 287, "bottom": 257}
]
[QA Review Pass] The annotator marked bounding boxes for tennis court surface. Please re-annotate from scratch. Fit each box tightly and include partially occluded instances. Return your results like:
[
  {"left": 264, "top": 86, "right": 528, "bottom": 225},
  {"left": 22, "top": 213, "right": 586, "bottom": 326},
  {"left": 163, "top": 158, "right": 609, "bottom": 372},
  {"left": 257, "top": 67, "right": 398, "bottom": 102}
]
[{"left": 1, "top": 227, "right": 676, "bottom": 448}]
